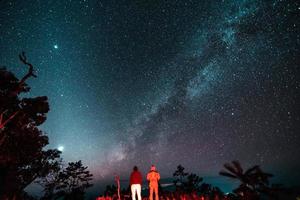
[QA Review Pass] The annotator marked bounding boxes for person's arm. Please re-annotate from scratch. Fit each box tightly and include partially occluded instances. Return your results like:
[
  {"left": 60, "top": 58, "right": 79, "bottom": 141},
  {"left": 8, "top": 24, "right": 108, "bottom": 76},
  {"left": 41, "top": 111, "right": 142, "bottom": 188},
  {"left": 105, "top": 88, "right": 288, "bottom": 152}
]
[{"left": 157, "top": 172, "right": 160, "bottom": 181}]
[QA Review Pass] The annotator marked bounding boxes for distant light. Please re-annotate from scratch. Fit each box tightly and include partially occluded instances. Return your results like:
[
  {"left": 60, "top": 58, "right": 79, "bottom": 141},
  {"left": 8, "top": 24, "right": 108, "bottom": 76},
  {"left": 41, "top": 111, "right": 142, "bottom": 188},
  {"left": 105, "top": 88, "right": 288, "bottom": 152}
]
[
  {"left": 58, "top": 146, "right": 64, "bottom": 152},
  {"left": 54, "top": 44, "right": 58, "bottom": 49}
]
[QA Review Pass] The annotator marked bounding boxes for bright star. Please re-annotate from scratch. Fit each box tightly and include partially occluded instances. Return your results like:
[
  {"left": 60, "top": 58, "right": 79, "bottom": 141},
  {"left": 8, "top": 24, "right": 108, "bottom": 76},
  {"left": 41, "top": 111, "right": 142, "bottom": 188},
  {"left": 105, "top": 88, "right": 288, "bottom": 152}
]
[
  {"left": 54, "top": 44, "right": 58, "bottom": 49},
  {"left": 58, "top": 145, "right": 64, "bottom": 152}
]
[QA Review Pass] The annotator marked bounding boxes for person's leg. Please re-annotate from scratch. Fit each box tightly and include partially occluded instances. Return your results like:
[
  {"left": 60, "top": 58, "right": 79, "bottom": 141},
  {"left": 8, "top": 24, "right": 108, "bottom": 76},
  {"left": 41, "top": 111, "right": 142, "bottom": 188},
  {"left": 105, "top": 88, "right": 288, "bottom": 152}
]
[
  {"left": 131, "top": 185, "right": 136, "bottom": 200},
  {"left": 149, "top": 187, "right": 154, "bottom": 200},
  {"left": 154, "top": 186, "right": 159, "bottom": 200},
  {"left": 137, "top": 184, "right": 142, "bottom": 200}
]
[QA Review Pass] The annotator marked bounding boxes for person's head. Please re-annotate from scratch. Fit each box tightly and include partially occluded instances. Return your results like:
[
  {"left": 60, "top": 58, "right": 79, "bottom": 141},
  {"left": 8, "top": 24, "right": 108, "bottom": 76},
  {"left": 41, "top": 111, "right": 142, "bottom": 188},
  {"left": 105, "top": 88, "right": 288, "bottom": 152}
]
[
  {"left": 150, "top": 165, "right": 156, "bottom": 171},
  {"left": 133, "top": 166, "right": 138, "bottom": 171}
]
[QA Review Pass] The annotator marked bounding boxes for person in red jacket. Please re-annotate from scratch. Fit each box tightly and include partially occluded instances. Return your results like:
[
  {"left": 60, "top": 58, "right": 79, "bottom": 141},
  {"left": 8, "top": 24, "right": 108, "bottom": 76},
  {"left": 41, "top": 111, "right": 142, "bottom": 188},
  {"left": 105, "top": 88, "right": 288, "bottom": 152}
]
[{"left": 130, "top": 166, "right": 142, "bottom": 200}]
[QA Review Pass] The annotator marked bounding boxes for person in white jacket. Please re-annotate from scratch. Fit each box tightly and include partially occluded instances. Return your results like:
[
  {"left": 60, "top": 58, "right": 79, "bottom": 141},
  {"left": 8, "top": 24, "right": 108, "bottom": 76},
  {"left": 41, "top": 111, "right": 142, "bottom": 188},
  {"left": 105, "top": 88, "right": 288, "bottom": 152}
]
[{"left": 147, "top": 165, "right": 160, "bottom": 200}]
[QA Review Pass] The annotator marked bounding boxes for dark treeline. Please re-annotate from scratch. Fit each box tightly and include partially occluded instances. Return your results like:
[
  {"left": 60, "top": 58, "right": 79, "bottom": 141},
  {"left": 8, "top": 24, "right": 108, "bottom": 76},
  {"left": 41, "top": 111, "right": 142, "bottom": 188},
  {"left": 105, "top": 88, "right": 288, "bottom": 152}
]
[{"left": 101, "top": 163, "right": 298, "bottom": 200}]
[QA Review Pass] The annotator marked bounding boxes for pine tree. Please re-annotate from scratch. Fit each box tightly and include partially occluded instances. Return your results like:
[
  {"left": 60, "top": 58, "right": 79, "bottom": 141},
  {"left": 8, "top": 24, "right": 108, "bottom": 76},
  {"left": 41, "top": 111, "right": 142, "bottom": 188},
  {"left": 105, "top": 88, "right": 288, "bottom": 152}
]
[{"left": 40, "top": 160, "right": 93, "bottom": 200}]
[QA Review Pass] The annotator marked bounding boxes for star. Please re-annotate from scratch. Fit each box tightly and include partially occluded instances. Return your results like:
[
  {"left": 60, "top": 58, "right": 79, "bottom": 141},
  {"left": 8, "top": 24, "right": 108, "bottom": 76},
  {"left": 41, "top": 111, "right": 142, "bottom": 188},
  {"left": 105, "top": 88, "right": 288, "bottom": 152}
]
[
  {"left": 0, "top": 0, "right": 298, "bottom": 194},
  {"left": 58, "top": 145, "right": 64, "bottom": 152}
]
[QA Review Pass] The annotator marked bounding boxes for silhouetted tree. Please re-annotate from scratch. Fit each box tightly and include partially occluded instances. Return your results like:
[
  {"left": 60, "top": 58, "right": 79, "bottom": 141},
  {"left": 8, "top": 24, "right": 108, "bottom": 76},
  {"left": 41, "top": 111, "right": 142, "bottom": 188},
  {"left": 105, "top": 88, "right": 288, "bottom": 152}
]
[
  {"left": 173, "top": 165, "right": 205, "bottom": 194},
  {"left": 104, "top": 184, "right": 117, "bottom": 196},
  {"left": 219, "top": 160, "right": 274, "bottom": 200},
  {"left": 0, "top": 52, "right": 61, "bottom": 199},
  {"left": 211, "top": 186, "right": 224, "bottom": 200},
  {"left": 198, "top": 183, "right": 224, "bottom": 198},
  {"left": 173, "top": 165, "right": 188, "bottom": 191},
  {"left": 40, "top": 160, "right": 93, "bottom": 200},
  {"left": 185, "top": 173, "right": 203, "bottom": 193},
  {"left": 120, "top": 186, "right": 131, "bottom": 200},
  {"left": 199, "top": 183, "right": 212, "bottom": 195}
]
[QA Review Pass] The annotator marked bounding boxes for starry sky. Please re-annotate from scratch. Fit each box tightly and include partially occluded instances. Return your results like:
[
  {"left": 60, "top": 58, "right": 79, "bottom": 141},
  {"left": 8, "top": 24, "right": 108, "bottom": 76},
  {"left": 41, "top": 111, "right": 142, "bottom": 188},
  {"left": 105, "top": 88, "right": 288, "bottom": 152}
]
[{"left": 0, "top": 0, "right": 299, "bottom": 192}]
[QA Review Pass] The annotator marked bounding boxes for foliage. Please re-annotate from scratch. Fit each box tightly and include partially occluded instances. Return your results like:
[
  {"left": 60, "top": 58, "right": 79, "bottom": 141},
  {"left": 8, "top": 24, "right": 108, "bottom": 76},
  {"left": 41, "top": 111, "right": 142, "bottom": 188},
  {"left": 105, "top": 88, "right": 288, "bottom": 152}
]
[
  {"left": 40, "top": 160, "right": 93, "bottom": 200},
  {"left": 0, "top": 53, "right": 61, "bottom": 199},
  {"left": 173, "top": 165, "right": 189, "bottom": 190},
  {"left": 0, "top": 53, "right": 93, "bottom": 199},
  {"left": 104, "top": 184, "right": 117, "bottom": 196},
  {"left": 219, "top": 160, "right": 276, "bottom": 199},
  {"left": 172, "top": 165, "right": 204, "bottom": 193},
  {"left": 185, "top": 173, "right": 203, "bottom": 193}
]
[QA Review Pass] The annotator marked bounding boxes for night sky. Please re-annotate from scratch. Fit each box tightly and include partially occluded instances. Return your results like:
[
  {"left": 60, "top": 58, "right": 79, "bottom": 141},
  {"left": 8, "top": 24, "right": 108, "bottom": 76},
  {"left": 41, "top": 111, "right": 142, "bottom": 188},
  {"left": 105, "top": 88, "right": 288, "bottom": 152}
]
[{"left": 0, "top": 0, "right": 299, "bottom": 192}]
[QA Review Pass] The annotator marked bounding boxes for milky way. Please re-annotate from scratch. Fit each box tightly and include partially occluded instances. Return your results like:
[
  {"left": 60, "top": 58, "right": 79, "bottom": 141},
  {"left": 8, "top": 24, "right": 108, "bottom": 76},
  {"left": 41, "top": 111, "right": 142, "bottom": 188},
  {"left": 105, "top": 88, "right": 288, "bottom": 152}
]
[{"left": 0, "top": 0, "right": 299, "bottom": 192}]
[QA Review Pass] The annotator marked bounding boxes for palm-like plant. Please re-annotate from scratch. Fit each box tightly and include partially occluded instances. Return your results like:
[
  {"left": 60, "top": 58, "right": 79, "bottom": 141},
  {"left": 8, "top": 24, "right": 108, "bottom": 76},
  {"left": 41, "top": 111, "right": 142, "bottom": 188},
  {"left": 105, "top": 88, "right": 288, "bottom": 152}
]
[{"left": 219, "top": 160, "right": 273, "bottom": 199}]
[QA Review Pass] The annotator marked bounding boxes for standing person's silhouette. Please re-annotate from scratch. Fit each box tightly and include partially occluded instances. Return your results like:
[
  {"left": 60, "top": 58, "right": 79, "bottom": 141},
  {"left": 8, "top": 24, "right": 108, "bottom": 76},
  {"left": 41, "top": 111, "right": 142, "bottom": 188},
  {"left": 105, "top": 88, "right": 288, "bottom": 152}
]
[
  {"left": 130, "top": 166, "right": 142, "bottom": 200},
  {"left": 147, "top": 165, "right": 160, "bottom": 200}
]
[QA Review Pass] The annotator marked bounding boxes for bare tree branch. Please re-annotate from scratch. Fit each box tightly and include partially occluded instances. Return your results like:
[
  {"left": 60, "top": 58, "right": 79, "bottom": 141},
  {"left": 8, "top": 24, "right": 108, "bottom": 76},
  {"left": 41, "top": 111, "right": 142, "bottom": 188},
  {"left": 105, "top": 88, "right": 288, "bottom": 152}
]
[
  {"left": 18, "top": 51, "right": 37, "bottom": 85},
  {"left": 8, "top": 52, "right": 37, "bottom": 96}
]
